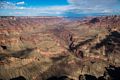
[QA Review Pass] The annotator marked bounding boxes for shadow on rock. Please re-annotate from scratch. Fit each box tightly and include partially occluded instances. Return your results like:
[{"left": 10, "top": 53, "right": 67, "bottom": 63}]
[
  {"left": 10, "top": 76, "right": 26, "bottom": 80},
  {"left": 46, "top": 76, "right": 73, "bottom": 80},
  {"left": 12, "top": 48, "right": 34, "bottom": 58},
  {"left": 106, "top": 65, "right": 120, "bottom": 80},
  {"left": 92, "top": 31, "right": 120, "bottom": 56},
  {"left": 79, "top": 74, "right": 97, "bottom": 80}
]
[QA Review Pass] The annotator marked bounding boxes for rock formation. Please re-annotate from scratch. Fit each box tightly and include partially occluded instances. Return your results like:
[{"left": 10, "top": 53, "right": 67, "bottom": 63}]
[{"left": 0, "top": 16, "right": 120, "bottom": 80}]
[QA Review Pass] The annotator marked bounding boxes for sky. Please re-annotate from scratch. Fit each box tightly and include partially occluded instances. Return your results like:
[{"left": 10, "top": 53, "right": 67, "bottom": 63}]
[{"left": 0, "top": 0, "right": 120, "bottom": 16}]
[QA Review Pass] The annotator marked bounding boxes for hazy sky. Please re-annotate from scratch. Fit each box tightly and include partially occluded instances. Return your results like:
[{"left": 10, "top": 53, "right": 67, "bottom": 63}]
[{"left": 0, "top": 0, "right": 120, "bottom": 16}]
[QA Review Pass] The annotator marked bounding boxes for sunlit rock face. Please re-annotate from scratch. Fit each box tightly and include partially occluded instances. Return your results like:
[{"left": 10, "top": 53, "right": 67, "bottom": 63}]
[{"left": 0, "top": 16, "right": 120, "bottom": 80}]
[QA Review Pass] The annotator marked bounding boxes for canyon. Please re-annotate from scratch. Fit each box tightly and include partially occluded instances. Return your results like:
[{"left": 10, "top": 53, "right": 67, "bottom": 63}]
[{"left": 0, "top": 16, "right": 120, "bottom": 80}]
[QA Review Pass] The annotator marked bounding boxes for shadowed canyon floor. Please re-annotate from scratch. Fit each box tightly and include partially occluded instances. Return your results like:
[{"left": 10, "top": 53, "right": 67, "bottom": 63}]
[{"left": 0, "top": 16, "right": 120, "bottom": 80}]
